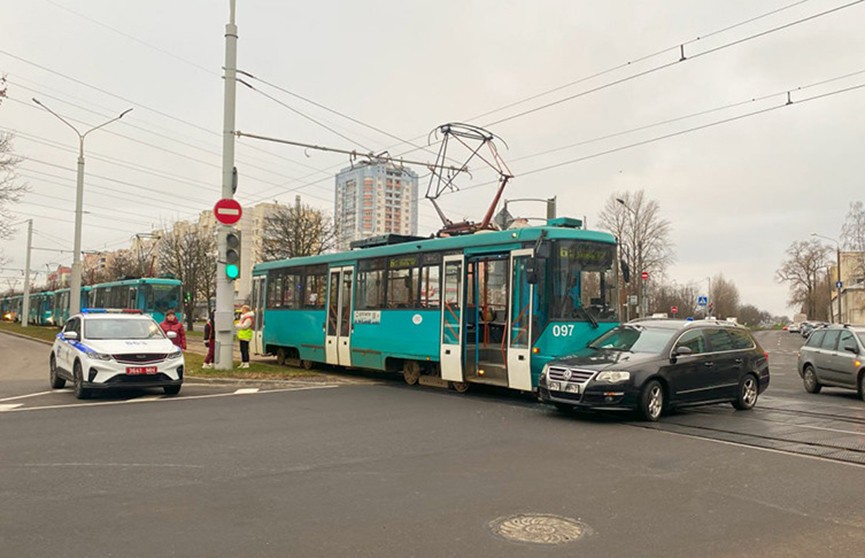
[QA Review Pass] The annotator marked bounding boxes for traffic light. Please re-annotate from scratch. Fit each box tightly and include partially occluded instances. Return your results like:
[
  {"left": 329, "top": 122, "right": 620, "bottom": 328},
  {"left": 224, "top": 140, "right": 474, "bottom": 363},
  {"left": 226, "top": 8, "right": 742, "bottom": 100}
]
[
  {"left": 225, "top": 229, "right": 241, "bottom": 281},
  {"left": 708, "top": 301, "right": 714, "bottom": 315}
]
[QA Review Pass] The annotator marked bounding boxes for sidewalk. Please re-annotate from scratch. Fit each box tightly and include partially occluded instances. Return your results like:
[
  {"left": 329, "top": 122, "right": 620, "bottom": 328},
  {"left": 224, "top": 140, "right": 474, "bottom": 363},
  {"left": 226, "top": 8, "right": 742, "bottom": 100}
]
[{"left": 184, "top": 339, "right": 276, "bottom": 364}]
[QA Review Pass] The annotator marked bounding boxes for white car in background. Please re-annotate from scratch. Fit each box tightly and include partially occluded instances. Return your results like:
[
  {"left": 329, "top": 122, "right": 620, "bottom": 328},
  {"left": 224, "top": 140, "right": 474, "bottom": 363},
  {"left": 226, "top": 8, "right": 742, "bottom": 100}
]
[{"left": 49, "top": 309, "right": 184, "bottom": 399}]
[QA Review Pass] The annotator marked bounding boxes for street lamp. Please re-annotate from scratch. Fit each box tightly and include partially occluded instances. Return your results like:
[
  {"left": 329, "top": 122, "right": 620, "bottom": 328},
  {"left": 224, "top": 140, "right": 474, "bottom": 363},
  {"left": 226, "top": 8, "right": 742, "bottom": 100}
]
[
  {"left": 811, "top": 232, "right": 842, "bottom": 323},
  {"left": 617, "top": 198, "right": 644, "bottom": 318},
  {"left": 32, "top": 98, "right": 132, "bottom": 316}
]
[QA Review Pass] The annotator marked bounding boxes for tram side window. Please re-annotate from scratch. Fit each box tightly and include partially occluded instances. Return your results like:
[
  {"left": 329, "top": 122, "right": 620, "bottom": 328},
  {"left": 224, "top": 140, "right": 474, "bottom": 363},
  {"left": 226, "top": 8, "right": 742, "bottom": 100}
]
[
  {"left": 356, "top": 269, "right": 385, "bottom": 310},
  {"left": 387, "top": 268, "right": 418, "bottom": 309},
  {"left": 268, "top": 272, "right": 285, "bottom": 308},
  {"left": 419, "top": 264, "right": 440, "bottom": 309},
  {"left": 282, "top": 273, "right": 303, "bottom": 309},
  {"left": 303, "top": 270, "right": 327, "bottom": 309}
]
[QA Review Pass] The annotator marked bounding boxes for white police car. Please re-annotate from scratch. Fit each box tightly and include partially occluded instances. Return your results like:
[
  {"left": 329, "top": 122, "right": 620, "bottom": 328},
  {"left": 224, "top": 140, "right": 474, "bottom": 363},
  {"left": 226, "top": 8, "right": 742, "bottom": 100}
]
[{"left": 49, "top": 309, "right": 184, "bottom": 399}]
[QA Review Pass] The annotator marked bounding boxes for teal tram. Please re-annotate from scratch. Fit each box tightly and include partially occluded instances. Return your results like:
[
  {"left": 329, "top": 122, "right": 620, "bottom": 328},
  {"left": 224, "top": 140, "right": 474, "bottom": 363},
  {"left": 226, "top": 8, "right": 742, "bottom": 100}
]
[{"left": 250, "top": 218, "right": 623, "bottom": 392}]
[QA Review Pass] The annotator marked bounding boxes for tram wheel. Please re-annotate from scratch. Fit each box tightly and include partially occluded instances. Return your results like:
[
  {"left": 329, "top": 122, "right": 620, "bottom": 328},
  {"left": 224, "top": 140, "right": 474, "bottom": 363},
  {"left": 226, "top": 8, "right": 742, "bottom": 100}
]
[
  {"left": 301, "top": 360, "right": 314, "bottom": 370},
  {"left": 449, "top": 381, "right": 470, "bottom": 393},
  {"left": 403, "top": 361, "right": 421, "bottom": 385},
  {"left": 276, "top": 347, "right": 287, "bottom": 366}
]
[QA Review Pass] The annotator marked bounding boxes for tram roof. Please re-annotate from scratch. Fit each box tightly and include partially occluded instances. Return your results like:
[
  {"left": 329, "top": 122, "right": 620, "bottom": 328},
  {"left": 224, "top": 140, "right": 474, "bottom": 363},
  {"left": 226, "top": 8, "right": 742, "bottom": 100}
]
[
  {"left": 90, "top": 277, "right": 181, "bottom": 288},
  {"left": 254, "top": 224, "right": 616, "bottom": 272}
]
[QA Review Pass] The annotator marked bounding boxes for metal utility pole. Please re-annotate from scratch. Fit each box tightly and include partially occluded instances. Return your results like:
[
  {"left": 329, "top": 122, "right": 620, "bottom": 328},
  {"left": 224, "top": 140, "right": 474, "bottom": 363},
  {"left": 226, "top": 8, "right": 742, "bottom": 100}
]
[
  {"left": 21, "top": 219, "right": 32, "bottom": 327},
  {"left": 616, "top": 198, "right": 641, "bottom": 317},
  {"left": 215, "top": 0, "right": 239, "bottom": 370},
  {"left": 812, "top": 233, "right": 842, "bottom": 323},
  {"left": 32, "top": 99, "right": 132, "bottom": 316}
]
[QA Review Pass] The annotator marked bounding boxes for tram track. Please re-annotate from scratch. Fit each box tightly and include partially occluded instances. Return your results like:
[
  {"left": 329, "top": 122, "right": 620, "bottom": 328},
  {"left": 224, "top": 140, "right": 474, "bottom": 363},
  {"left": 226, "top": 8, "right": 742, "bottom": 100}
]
[{"left": 632, "top": 403, "right": 865, "bottom": 467}]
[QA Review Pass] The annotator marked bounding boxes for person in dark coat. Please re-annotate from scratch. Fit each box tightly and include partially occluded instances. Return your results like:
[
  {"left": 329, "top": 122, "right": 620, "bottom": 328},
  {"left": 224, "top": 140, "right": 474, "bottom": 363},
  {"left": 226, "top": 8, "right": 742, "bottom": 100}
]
[
  {"left": 202, "top": 311, "right": 215, "bottom": 369},
  {"left": 159, "top": 309, "right": 187, "bottom": 350}
]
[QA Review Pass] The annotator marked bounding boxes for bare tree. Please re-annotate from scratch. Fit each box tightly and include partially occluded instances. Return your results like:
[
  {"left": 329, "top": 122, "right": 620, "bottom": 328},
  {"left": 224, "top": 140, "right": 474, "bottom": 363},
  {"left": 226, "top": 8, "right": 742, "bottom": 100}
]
[
  {"left": 260, "top": 201, "right": 336, "bottom": 261},
  {"left": 841, "top": 201, "right": 865, "bottom": 251},
  {"left": 105, "top": 250, "right": 136, "bottom": 281},
  {"left": 777, "top": 239, "right": 831, "bottom": 319},
  {"left": 709, "top": 274, "right": 740, "bottom": 319},
  {"left": 598, "top": 190, "right": 674, "bottom": 316},
  {"left": 157, "top": 225, "right": 215, "bottom": 330},
  {"left": 0, "top": 76, "right": 28, "bottom": 249},
  {"left": 649, "top": 280, "right": 698, "bottom": 317}
]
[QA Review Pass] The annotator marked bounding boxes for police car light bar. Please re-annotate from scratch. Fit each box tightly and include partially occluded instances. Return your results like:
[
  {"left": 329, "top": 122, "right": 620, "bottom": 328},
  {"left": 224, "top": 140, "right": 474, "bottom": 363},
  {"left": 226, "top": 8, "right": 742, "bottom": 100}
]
[{"left": 81, "top": 308, "right": 144, "bottom": 314}]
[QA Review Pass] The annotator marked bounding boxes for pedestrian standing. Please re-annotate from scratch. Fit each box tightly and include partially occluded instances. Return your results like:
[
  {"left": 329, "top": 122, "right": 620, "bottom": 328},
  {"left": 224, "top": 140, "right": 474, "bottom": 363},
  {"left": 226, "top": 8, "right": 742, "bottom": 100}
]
[
  {"left": 202, "top": 311, "right": 215, "bottom": 369},
  {"left": 235, "top": 304, "right": 254, "bottom": 368},
  {"left": 160, "top": 309, "right": 187, "bottom": 350}
]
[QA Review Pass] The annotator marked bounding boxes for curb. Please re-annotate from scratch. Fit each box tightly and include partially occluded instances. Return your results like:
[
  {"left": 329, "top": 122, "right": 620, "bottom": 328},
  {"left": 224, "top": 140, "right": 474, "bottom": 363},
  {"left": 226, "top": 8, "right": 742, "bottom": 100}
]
[{"left": 0, "top": 329, "right": 55, "bottom": 346}]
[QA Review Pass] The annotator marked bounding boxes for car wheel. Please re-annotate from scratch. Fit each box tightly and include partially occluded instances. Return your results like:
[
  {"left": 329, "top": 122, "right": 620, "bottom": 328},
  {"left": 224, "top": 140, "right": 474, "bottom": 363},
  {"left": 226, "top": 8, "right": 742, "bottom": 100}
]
[
  {"left": 403, "top": 361, "right": 421, "bottom": 385},
  {"left": 638, "top": 379, "right": 664, "bottom": 422},
  {"left": 163, "top": 385, "right": 181, "bottom": 396},
  {"left": 73, "top": 361, "right": 89, "bottom": 400},
  {"left": 49, "top": 354, "right": 66, "bottom": 389},
  {"left": 857, "top": 372, "right": 865, "bottom": 402},
  {"left": 732, "top": 374, "right": 759, "bottom": 410},
  {"left": 803, "top": 365, "right": 822, "bottom": 394}
]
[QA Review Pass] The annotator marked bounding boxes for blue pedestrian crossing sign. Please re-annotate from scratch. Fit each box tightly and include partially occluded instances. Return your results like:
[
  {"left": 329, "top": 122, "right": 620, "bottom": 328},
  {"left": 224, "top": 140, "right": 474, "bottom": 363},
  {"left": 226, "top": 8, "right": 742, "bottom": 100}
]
[{"left": 697, "top": 295, "right": 708, "bottom": 307}]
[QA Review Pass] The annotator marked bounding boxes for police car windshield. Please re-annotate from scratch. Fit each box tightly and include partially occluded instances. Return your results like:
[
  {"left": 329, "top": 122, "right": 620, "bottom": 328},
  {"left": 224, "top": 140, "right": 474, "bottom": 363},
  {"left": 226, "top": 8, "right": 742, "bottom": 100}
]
[
  {"left": 85, "top": 318, "right": 164, "bottom": 340},
  {"left": 588, "top": 325, "right": 676, "bottom": 354}
]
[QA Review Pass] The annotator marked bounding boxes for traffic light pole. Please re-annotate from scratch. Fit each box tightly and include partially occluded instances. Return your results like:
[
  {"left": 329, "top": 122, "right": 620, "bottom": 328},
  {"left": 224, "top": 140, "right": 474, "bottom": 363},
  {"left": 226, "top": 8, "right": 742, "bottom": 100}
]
[{"left": 215, "top": 0, "right": 238, "bottom": 370}]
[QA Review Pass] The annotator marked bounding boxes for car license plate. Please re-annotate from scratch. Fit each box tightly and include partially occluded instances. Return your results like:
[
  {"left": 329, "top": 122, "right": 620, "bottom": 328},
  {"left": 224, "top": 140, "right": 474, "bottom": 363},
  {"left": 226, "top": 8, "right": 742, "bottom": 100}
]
[{"left": 126, "top": 366, "right": 157, "bottom": 375}]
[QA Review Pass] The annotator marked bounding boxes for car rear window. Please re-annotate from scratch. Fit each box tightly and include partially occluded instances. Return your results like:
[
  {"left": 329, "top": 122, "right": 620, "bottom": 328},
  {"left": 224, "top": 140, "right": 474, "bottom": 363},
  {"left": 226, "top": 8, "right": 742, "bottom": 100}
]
[
  {"left": 820, "top": 330, "right": 840, "bottom": 351},
  {"left": 727, "top": 329, "right": 755, "bottom": 350},
  {"left": 807, "top": 330, "right": 825, "bottom": 346},
  {"left": 706, "top": 329, "right": 735, "bottom": 352}
]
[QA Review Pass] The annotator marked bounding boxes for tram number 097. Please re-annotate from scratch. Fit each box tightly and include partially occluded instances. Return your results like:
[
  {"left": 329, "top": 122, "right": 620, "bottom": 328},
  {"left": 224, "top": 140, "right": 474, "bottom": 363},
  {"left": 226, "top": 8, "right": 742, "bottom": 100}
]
[{"left": 551, "top": 324, "right": 575, "bottom": 337}]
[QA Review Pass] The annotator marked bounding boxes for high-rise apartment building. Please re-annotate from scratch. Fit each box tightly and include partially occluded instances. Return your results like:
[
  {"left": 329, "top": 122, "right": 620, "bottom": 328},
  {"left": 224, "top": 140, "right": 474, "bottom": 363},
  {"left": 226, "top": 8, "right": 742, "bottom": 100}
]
[{"left": 334, "top": 162, "right": 418, "bottom": 250}]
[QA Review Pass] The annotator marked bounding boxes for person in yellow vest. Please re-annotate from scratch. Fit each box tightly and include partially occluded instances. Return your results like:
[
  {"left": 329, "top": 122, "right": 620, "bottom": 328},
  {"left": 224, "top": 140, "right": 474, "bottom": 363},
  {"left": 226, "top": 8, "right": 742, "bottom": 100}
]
[{"left": 235, "top": 304, "right": 254, "bottom": 368}]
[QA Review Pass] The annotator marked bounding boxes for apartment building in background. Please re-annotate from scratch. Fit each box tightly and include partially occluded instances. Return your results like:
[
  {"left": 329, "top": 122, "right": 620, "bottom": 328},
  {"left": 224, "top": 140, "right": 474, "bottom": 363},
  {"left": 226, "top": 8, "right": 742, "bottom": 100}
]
[{"left": 334, "top": 162, "right": 419, "bottom": 250}]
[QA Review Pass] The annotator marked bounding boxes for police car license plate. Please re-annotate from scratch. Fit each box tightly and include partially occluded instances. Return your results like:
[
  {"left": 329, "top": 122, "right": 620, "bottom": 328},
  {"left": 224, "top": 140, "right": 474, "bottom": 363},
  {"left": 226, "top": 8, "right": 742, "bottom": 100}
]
[{"left": 126, "top": 366, "right": 157, "bottom": 375}]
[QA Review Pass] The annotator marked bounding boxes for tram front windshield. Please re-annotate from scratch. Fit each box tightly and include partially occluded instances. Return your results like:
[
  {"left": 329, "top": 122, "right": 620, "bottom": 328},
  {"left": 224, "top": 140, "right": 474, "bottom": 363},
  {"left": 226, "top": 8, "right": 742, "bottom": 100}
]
[
  {"left": 145, "top": 283, "right": 180, "bottom": 314},
  {"left": 547, "top": 240, "right": 617, "bottom": 322}
]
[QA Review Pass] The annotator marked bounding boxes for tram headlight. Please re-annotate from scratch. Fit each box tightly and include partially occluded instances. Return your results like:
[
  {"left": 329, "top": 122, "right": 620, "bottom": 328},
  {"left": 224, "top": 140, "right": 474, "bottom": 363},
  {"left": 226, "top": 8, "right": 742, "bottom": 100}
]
[{"left": 595, "top": 370, "right": 630, "bottom": 383}]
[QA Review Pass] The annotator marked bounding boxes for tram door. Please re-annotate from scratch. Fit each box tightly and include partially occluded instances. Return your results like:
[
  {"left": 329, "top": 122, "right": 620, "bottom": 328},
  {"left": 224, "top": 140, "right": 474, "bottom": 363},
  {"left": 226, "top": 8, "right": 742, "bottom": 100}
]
[
  {"left": 250, "top": 275, "right": 266, "bottom": 355},
  {"left": 325, "top": 266, "right": 354, "bottom": 366},
  {"left": 507, "top": 249, "right": 534, "bottom": 391},
  {"left": 440, "top": 255, "right": 465, "bottom": 382}
]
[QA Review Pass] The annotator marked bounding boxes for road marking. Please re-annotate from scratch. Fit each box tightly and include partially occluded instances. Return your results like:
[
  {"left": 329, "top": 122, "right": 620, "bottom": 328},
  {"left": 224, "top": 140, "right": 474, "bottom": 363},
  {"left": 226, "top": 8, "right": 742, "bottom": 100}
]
[
  {"left": 234, "top": 388, "right": 259, "bottom": 395},
  {"left": 0, "top": 403, "right": 23, "bottom": 412},
  {"left": 0, "top": 384, "right": 340, "bottom": 413},
  {"left": 0, "top": 390, "right": 62, "bottom": 402}
]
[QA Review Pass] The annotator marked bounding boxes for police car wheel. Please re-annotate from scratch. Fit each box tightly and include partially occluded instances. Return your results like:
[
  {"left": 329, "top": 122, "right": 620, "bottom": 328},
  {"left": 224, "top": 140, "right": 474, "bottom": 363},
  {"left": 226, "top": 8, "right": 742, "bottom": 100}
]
[
  {"left": 49, "top": 354, "right": 66, "bottom": 389},
  {"left": 73, "top": 361, "right": 90, "bottom": 400}
]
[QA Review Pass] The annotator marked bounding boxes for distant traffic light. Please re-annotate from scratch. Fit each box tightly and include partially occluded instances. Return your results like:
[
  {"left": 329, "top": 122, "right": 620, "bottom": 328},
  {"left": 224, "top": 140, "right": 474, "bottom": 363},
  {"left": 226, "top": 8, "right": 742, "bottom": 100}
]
[{"left": 225, "top": 229, "right": 241, "bottom": 281}]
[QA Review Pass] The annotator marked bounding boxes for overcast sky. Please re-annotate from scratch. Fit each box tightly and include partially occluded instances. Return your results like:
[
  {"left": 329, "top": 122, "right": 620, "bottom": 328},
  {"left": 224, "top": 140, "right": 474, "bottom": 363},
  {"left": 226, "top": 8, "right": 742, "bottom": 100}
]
[{"left": 2, "top": 0, "right": 864, "bottom": 317}]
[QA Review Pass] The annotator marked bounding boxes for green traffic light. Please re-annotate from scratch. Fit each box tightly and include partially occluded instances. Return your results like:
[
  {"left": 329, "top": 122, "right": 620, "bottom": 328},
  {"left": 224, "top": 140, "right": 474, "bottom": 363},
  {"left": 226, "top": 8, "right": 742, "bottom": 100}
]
[{"left": 226, "top": 263, "right": 240, "bottom": 280}]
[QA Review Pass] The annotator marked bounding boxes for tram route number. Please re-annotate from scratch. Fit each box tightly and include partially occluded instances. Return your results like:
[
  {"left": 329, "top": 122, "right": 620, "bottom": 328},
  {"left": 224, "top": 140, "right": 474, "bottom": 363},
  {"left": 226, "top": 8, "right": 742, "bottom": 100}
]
[{"left": 552, "top": 324, "right": 575, "bottom": 337}]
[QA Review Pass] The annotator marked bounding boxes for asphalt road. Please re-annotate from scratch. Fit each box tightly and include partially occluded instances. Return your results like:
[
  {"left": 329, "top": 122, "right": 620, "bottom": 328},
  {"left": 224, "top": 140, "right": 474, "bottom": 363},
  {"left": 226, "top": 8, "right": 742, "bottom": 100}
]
[{"left": 2, "top": 329, "right": 864, "bottom": 557}]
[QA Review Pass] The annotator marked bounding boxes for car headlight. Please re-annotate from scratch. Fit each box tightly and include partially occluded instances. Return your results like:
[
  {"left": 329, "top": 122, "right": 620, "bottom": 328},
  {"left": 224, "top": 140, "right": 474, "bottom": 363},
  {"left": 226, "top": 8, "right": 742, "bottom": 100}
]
[
  {"left": 167, "top": 349, "right": 183, "bottom": 360},
  {"left": 595, "top": 370, "right": 630, "bottom": 383},
  {"left": 90, "top": 352, "right": 113, "bottom": 361}
]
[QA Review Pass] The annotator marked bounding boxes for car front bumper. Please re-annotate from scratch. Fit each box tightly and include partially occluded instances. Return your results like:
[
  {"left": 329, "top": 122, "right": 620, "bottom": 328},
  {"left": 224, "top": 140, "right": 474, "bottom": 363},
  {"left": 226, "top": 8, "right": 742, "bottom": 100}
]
[{"left": 538, "top": 384, "right": 640, "bottom": 411}]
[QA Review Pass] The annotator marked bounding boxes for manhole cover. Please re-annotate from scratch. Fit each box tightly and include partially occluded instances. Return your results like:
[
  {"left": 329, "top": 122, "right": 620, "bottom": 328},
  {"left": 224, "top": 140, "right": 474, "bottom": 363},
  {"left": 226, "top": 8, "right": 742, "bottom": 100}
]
[{"left": 489, "top": 513, "right": 588, "bottom": 545}]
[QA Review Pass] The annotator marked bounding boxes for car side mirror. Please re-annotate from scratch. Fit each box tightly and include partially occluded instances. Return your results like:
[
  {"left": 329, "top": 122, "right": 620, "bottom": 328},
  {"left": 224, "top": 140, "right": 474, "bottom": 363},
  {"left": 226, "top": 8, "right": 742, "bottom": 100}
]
[
  {"left": 843, "top": 343, "right": 858, "bottom": 354},
  {"left": 167, "top": 331, "right": 178, "bottom": 340},
  {"left": 673, "top": 345, "right": 693, "bottom": 357},
  {"left": 64, "top": 331, "right": 78, "bottom": 340}
]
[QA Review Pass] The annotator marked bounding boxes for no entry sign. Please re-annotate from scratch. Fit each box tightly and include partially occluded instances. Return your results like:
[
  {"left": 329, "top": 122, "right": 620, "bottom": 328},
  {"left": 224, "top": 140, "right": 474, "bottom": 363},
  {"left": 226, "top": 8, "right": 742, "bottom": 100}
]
[
  {"left": 214, "top": 198, "right": 242, "bottom": 225},
  {"left": 640, "top": 271, "right": 649, "bottom": 280}
]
